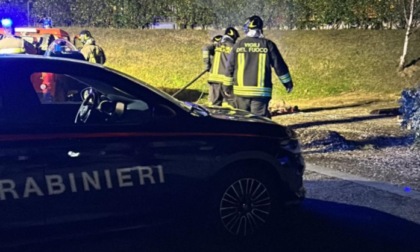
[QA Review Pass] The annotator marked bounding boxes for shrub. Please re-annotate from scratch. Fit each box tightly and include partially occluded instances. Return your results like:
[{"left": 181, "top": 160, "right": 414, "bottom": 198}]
[{"left": 399, "top": 85, "right": 420, "bottom": 146}]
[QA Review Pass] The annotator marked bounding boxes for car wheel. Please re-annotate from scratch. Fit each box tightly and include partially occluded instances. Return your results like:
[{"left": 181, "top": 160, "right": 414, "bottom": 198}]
[
  {"left": 219, "top": 177, "right": 273, "bottom": 236},
  {"left": 209, "top": 167, "right": 283, "bottom": 239}
]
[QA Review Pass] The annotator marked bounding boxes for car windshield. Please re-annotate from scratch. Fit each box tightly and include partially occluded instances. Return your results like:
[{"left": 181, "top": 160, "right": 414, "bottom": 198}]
[
  {"left": 63, "top": 74, "right": 136, "bottom": 99},
  {"left": 106, "top": 67, "right": 197, "bottom": 113}
]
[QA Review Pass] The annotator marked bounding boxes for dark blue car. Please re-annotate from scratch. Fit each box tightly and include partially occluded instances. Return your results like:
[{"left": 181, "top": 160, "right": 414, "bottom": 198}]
[{"left": 0, "top": 55, "right": 305, "bottom": 249}]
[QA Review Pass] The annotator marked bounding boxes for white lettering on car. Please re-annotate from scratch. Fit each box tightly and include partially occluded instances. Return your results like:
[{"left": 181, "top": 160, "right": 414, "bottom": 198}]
[
  {"left": 0, "top": 179, "right": 19, "bottom": 200},
  {"left": 68, "top": 173, "right": 77, "bottom": 192},
  {"left": 136, "top": 167, "right": 155, "bottom": 185},
  {"left": 117, "top": 168, "right": 134, "bottom": 187},
  {"left": 23, "top": 177, "right": 43, "bottom": 198},
  {"left": 45, "top": 175, "right": 66, "bottom": 195},
  {"left": 104, "top": 169, "right": 113, "bottom": 189},
  {"left": 156, "top": 165, "right": 165, "bottom": 183},
  {"left": 82, "top": 171, "right": 101, "bottom": 191},
  {"left": 0, "top": 165, "right": 165, "bottom": 200}
]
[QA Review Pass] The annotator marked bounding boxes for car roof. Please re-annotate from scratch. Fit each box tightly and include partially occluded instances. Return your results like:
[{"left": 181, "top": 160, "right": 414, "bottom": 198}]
[{"left": 0, "top": 54, "right": 103, "bottom": 67}]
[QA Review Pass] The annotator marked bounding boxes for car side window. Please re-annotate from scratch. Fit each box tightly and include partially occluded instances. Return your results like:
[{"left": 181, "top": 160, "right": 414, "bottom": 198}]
[
  {"left": 0, "top": 83, "right": 3, "bottom": 109},
  {"left": 29, "top": 72, "right": 151, "bottom": 126},
  {"left": 0, "top": 71, "right": 46, "bottom": 125},
  {"left": 0, "top": 82, "right": 4, "bottom": 122},
  {"left": 31, "top": 72, "right": 86, "bottom": 104}
]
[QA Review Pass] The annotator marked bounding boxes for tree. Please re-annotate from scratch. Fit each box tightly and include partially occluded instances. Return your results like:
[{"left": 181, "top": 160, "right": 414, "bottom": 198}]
[
  {"left": 2, "top": 0, "right": 414, "bottom": 30},
  {"left": 398, "top": 0, "right": 420, "bottom": 71}
]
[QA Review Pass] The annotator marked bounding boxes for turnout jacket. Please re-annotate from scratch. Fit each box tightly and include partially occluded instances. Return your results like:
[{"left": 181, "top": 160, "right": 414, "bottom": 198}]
[
  {"left": 202, "top": 36, "right": 235, "bottom": 84},
  {"left": 0, "top": 35, "right": 37, "bottom": 54},
  {"left": 224, "top": 36, "right": 292, "bottom": 98}
]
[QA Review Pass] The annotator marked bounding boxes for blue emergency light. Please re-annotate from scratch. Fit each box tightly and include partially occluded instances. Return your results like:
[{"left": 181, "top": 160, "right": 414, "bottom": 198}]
[{"left": 1, "top": 18, "right": 13, "bottom": 28}]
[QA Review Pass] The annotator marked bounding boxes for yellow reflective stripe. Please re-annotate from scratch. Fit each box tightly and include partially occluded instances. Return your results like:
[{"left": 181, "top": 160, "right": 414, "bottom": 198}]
[
  {"left": 0, "top": 48, "right": 25, "bottom": 54},
  {"left": 279, "top": 73, "right": 291, "bottom": 83},
  {"left": 224, "top": 76, "right": 233, "bottom": 86},
  {"left": 258, "top": 53, "right": 266, "bottom": 87},
  {"left": 234, "top": 86, "right": 272, "bottom": 97},
  {"left": 235, "top": 86, "right": 272, "bottom": 92},
  {"left": 202, "top": 51, "right": 209, "bottom": 58},
  {"left": 211, "top": 51, "right": 221, "bottom": 76},
  {"left": 208, "top": 73, "right": 226, "bottom": 83},
  {"left": 237, "top": 53, "right": 245, "bottom": 87}
]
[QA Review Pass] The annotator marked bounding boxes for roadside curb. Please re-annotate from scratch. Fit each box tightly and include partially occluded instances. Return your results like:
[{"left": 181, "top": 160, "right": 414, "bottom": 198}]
[{"left": 306, "top": 163, "right": 420, "bottom": 201}]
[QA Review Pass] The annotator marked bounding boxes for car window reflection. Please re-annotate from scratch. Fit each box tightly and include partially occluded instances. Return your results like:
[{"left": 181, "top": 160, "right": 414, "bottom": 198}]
[
  {"left": 31, "top": 72, "right": 86, "bottom": 104},
  {"left": 29, "top": 72, "right": 151, "bottom": 125}
]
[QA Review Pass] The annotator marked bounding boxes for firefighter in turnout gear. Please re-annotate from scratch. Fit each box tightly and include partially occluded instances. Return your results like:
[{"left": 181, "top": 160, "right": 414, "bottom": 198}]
[
  {"left": 203, "top": 28, "right": 239, "bottom": 106},
  {"left": 224, "top": 16, "right": 293, "bottom": 118},
  {"left": 0, "top": 18, "right": 37, "bottom": 55},
  {"left": 78, "top": 30, "right": 106, "bottom": 64}
]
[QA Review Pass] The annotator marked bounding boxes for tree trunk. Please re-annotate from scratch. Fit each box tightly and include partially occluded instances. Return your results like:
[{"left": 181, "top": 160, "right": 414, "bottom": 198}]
[
  {"left": 398, "top": 0, "right": 415, "bottom": 71},
  {"left": 399, "top": 26, "right": 411, "bottom": 71}
]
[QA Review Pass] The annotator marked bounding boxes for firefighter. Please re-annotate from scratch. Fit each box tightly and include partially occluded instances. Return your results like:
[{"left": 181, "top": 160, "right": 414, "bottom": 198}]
[
  {"left": 0, "top": 18, "right": 37, "bottom": 54},
  {"left": 203, "top": 28, "right": 239, "bottom": 107},
  {"left": 78, "top": 30, "right": 96, "bottom": 47},
  {"left": 202, "top": 34, "right": 222, "bottom": 73},
  {"left": 224, "top": 16, "right": 293, "bottom": 118},
  {"left": 78, "top": 30, "right": 106, "bottom": 64},
  {"left": 202, "top": 34, "right": 222, "bottom": 105}
]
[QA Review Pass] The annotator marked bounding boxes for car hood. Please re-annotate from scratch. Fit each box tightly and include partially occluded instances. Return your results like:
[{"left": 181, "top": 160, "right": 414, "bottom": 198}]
[{"left": 205, "top": 105, "right": 276, "bottom": 124}]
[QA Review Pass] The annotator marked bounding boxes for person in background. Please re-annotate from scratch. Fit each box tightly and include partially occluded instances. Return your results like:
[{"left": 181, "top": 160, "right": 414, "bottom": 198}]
[
  {"left": 224, "top": 15, "right": 293, "bottom": 118},
  {"left": 202, "top": 34, "right": 222, "bottom": 105},
  {"left": 38, "top": 14, "right": 53, "bottom": 28},
  {"left": 0, "top": 18, "right": 37, "bottom": 54},
  {"left": 77, "top": 30, "right": 106, "bottom": 64}
]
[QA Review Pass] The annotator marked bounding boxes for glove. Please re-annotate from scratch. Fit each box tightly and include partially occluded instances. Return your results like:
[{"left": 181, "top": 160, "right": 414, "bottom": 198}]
[
  {"left": 222, "top": 85, "right": 233, "bottom": 97},
  {"left": 284, "top": 82, "right": 293, "bottom": 93}
]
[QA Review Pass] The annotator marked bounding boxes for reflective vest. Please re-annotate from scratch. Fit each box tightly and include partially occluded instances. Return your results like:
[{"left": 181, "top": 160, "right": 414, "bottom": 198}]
[
  {"left": 0, "top": 35, "right": 37, "bottom": 54},
  {"left": 224, "top": 37, "right": 291, "bottom": 98},
  {"left": 203, "top": 36, "right": 235, "bottom": 84}
]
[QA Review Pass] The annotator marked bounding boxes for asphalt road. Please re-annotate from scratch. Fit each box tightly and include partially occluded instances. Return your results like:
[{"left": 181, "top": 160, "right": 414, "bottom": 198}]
[{"left": 18, "top": 165, "right": 420, "bottom": 252}]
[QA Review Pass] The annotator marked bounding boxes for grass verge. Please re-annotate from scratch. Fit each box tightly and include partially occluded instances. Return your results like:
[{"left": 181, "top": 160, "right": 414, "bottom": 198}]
[{"left": 63, "top": 27, "right": 420, "bottom": 105}]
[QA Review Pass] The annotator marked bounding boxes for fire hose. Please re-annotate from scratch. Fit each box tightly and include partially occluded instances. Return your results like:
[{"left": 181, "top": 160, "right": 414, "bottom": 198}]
[{"left": 171, "top": 70, "right": 207, "bottom": 98}]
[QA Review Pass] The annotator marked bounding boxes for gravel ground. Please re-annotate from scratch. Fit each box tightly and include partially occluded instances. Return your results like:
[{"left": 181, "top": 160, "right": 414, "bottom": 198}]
[
  {"left": 272, "top": 99, "right": 420, "bottom": 191},
  {"left": 304, "top": 170, "right": 420, "bottom": 224}
]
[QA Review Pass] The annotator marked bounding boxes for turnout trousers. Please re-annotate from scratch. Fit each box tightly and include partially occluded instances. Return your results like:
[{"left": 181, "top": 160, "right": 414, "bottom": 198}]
[{"left": 235, "top": 96, "right": 271, "bottom": 118}]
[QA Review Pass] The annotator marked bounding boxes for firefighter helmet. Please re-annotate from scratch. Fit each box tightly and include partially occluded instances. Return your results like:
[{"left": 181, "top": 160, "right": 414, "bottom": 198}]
[
  {"left": 79, "top": 30, "right": 92, "bottom": 37},
  {"left": 79, "top": 30, "right": 92, "bottom": 43},
  {"left": 212, "top": 35, "right": 223, "bottom": 43},
  {"left": 243, "top": 15, "right": 264, "bottom": 33},
  {"left": 224, "top": 27, "right": 239, "bottom": 41}
]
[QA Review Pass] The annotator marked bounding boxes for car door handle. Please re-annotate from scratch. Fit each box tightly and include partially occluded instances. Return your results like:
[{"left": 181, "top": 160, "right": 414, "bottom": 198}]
[
  {"left": 17, "top": 155, "right": 30, "bottom": 161},
  {"left": 67, "top": 151, "right": 81, "bottom": 158}
]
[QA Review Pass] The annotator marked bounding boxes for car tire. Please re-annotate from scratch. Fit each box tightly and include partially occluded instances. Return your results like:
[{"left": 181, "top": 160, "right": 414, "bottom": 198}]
[{"left": 207, "top": 165, "right": 284, "bottom": 240}]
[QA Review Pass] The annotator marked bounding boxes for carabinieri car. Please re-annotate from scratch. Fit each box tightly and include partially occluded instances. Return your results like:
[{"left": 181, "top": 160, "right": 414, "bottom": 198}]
[{"left": 0, "top": 55, "right": 305, "bottom": 249}]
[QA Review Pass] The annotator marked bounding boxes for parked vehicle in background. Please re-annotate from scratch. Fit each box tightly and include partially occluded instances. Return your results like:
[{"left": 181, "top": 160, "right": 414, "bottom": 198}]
[{"left": 0, "top": 27, "right": 71, "bottom": 54}]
